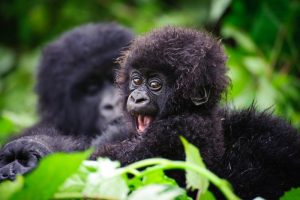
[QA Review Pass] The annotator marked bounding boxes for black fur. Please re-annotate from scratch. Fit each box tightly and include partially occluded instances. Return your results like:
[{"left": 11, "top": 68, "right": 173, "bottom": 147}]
[
  {"left": 92, "top": 26, "right": 300, "bottom": 199},
  {"left": 0, "top": 23, "right": 134, "bottom": 181},
  {"left": 222, "top": 106, "right": 300, "bottom": 199},
  {"left": 37, "top": 22, "right": 134, "bottom": 137},
  {"left": 92, "top": 26, "right": 229, "bottom": 189}
]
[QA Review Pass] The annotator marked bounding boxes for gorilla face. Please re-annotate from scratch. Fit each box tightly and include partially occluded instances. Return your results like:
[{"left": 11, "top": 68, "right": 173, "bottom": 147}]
[
  {"left": 126, "top": 69, "right": 170, "bottom": 134},
  {"left": 97, "top": 83, "right": 123, "bottom": 131},
  {"left": 69, "top": 69, "right": 122, "bottom": 135},
  {"left": 36, "top": 23, "right": 134, "bottom": 136}
]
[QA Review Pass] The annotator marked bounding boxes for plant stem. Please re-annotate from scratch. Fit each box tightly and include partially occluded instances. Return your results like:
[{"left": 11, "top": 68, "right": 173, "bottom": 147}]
[{"left": 117, "top": 158, "right": 240, "bottom": 200}]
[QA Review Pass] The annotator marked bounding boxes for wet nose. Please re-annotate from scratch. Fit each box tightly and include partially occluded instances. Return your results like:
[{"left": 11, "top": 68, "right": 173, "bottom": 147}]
[
  {"left": 129, "top": 90, "right": 150, "bottom": 105},
  {"left": 130, "top": 95, "right": 150, "bottom": 104}
]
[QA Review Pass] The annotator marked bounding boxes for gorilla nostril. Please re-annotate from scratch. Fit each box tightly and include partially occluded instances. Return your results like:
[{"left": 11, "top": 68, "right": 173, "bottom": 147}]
[
  {"left": 130, "top": 95, "right": 135, "bottom": 102},
  {"left": 135, "top": 98, "right": 148, "bottom": 104},
  {"left": 103, "top": 104, "right": 113, "bottom": 110}
]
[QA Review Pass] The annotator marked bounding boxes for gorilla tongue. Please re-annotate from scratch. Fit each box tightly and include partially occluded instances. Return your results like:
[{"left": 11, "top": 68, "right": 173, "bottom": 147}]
[{"left": 137, "top": 115, "right": 153, "bottom": 134}]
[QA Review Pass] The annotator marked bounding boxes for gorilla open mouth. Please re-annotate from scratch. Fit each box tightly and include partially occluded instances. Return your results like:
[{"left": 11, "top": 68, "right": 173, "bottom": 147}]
[{"left": 135, "top": 115, "right": 154, "bottom": 134}]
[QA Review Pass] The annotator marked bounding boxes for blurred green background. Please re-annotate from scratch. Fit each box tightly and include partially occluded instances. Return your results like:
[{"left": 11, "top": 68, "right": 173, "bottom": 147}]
[{"left": 0, "top": 0, "right": 299, "bottom": 145}]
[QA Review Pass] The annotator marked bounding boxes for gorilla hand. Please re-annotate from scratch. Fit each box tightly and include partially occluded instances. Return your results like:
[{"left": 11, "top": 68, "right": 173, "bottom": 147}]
[{"left": 0, "top": 138, "right": 52, "bottom": 181}]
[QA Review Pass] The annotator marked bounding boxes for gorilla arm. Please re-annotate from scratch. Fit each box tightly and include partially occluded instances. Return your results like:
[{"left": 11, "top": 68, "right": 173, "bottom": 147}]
[{"left": 0, "top": 124, "right": 90, "bottom": 181}]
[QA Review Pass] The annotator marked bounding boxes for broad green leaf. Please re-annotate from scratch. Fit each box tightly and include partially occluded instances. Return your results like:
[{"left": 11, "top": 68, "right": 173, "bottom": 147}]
[
  {"left": 209, "top": 0, "right": 231, "bottom": 23},
  {"left": 142, "top": 168, "right": 177, "bottom": 186},
  {"left": 11, "top": 150, "right": 91, "bottom": 200},
  {"left": 256, "top": 78, "right": 277, "bottom": 108},
  {"left": 180, "top": 137, "right": 209, "bottom": 194},
  {"left": 0, "top": 176, "right": 24, "bottom": 200},
  {"left": 57, "top": 159, "right": 99, "bottom": 194},
  {"left": 0, "top": 47, "right": 15, "bottom": 75},
  {"left": 201, "top": 191, "right": 216, "bottom": 200},
  {"left": 127, "top": 175, "right": 143, "bottom": 191},
  {"left": 242, "top": 56, "right": 269, "bottom": 76},
  {"left": 280, "top": 188, "right": 300, "bottom": 200},
  {"left": 128, "top": 184, "right": 185, "bottom": 200},
  {"left": 222, "top": 25, "right": 257, "bottom": 53},
  {"left": 0, "top": 116, "right": 16, "bottom": 146},
  {"left": 59, "top": 158, "right": 129, "bottom": 199},
  {"left": 2, "top": 111, "right": 36, "bottom": 129},
  {"left": 57, "top": 174, "right": 86, "bottom": 194},
  {"left": 128, "top": 168, "right": 177, "bottom": 191}
]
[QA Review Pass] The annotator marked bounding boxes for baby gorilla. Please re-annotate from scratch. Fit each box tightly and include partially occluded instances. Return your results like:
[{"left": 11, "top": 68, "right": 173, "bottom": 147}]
[
  {"left": 92, "top": 26, "right": 300, "bottom": 199},
  {"left": 0, "top": 23, "right": 134, "bottom": 181}
]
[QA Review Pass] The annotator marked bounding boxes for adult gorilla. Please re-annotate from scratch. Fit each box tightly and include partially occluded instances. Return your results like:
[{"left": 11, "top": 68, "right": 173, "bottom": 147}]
[
  {"left": 37, "top": 22, "right": 133, "bottom": 136},
  {"left": 91, "top": 26, "right": 300, "bottom": 199},
  {"left": 0, "top": 23, "right": 134, "bottom": 181}
]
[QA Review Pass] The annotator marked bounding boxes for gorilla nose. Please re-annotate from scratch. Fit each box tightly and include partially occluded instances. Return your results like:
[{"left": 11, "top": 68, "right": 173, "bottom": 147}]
[
  {"left": 102, "top": 103, "right": 114, "bottom": 111},
  {"left": 127, "top": 91, "right": 151, "bottom": 113},
  {"left": 130, "top": 95, "right": 150, "bottom": 104},
  {"left": 100, "top": 101, "right": 120, "bottom": 119}
]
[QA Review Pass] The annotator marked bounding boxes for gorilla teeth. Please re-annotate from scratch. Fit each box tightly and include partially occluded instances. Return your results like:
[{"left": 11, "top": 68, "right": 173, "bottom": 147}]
[{"left": 137, "top": 115, "right": 153, "bottom": 134}]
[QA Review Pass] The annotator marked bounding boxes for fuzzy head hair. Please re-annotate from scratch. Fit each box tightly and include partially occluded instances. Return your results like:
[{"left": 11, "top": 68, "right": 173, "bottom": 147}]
[
  {"left": 117, "top": 26, "right": 229, "bottom": 116},
  {"left": 36, "top": 22, "right": 134, "bottom": 133}
]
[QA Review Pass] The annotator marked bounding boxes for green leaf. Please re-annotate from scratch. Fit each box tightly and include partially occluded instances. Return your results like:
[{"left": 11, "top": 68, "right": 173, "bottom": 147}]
[
  {"left": 209, "top": 0, "right": 231, "bottom": 23},
  {"left": 127, "top": 175, "right": 143, "bottom": 191},
  {"left": 0, "top": 176, "right": 24, "bottom": 200},
  {"left": 242, "top": 56, "right": 269, "bottom": 76},
  {"left": 142, "top": 169, "right": 177, "bottom": 186},
  {"left": 57, "top": 159, "right": 100, "bottom": 194},
  {"left": 57, "top": 173, "right": 86, "bottom": 194},
  {"left": 180, "top": 137, "right": 209, "bottom": 194},
  {"left": 2, "top": 111, "right": 35, "bottom": 128},
  {"left": 82, "top": 158, "right": 129, "bottom": 199},
  {"left": 128, "top": 184, "right": 185, "bottom": 200},
  {"left": 11, "top": 150, "right": 91, "bottom": 200},
  {"left": 222, "top": 25, "right": 257, "bottom": 53},
  {"left": 58, "top": 158, "right": 129, "bottom": 199},
  {"left": 280, "top": 188, "right": 300, "bottom": 200},
  {"left": 201, "top": 191, "right": 216, "bottom": 200},
  {"left": 128, "top": 168, "right": 177, "bottom": 191}
]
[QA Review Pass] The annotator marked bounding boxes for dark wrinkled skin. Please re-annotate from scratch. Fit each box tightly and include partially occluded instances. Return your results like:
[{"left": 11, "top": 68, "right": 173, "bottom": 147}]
[{"left": 0, "top": 139, "right": 50, "bottom": 180}]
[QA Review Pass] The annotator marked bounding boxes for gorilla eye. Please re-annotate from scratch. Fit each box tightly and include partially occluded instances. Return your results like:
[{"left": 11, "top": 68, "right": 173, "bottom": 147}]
[
  {"left": 132, "top": 78, "right": 143, "bottom": 86},
  {"left": 149, "top": 80, "right": 162, "bottom": 91},
  {"left": 85, "top": 84, "right": 100, "bottom": 95}
]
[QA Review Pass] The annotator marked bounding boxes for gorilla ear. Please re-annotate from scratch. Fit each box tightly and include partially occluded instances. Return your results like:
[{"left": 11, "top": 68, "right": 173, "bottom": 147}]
[{"left": 190, "top": 87, "right": 210, "bottom": 106}]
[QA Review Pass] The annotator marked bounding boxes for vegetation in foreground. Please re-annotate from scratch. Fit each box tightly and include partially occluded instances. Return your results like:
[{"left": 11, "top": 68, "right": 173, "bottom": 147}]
[{"left": 0, "top": 137, "right": 299, "bottom": 200}]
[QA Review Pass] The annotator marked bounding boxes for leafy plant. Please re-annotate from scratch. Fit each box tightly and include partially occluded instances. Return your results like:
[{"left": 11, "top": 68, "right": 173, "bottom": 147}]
[
  {"left": 0, "top": 138, "right": 239, "bottom": 200},
  {"left": 1, "top": 137, "right": 299, "bottom": 200}
]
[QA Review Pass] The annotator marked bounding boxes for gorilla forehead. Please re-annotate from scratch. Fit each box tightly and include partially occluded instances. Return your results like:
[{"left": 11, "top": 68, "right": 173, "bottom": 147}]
[
  {"left": 118, "top": 26, "right": 229, "bottom": 106},
  {"left": 125, "top": 26, "right": 218, "bottom": 72},
  {"left": 39, "top": 23, "right": 134, "bottom": 87}
]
